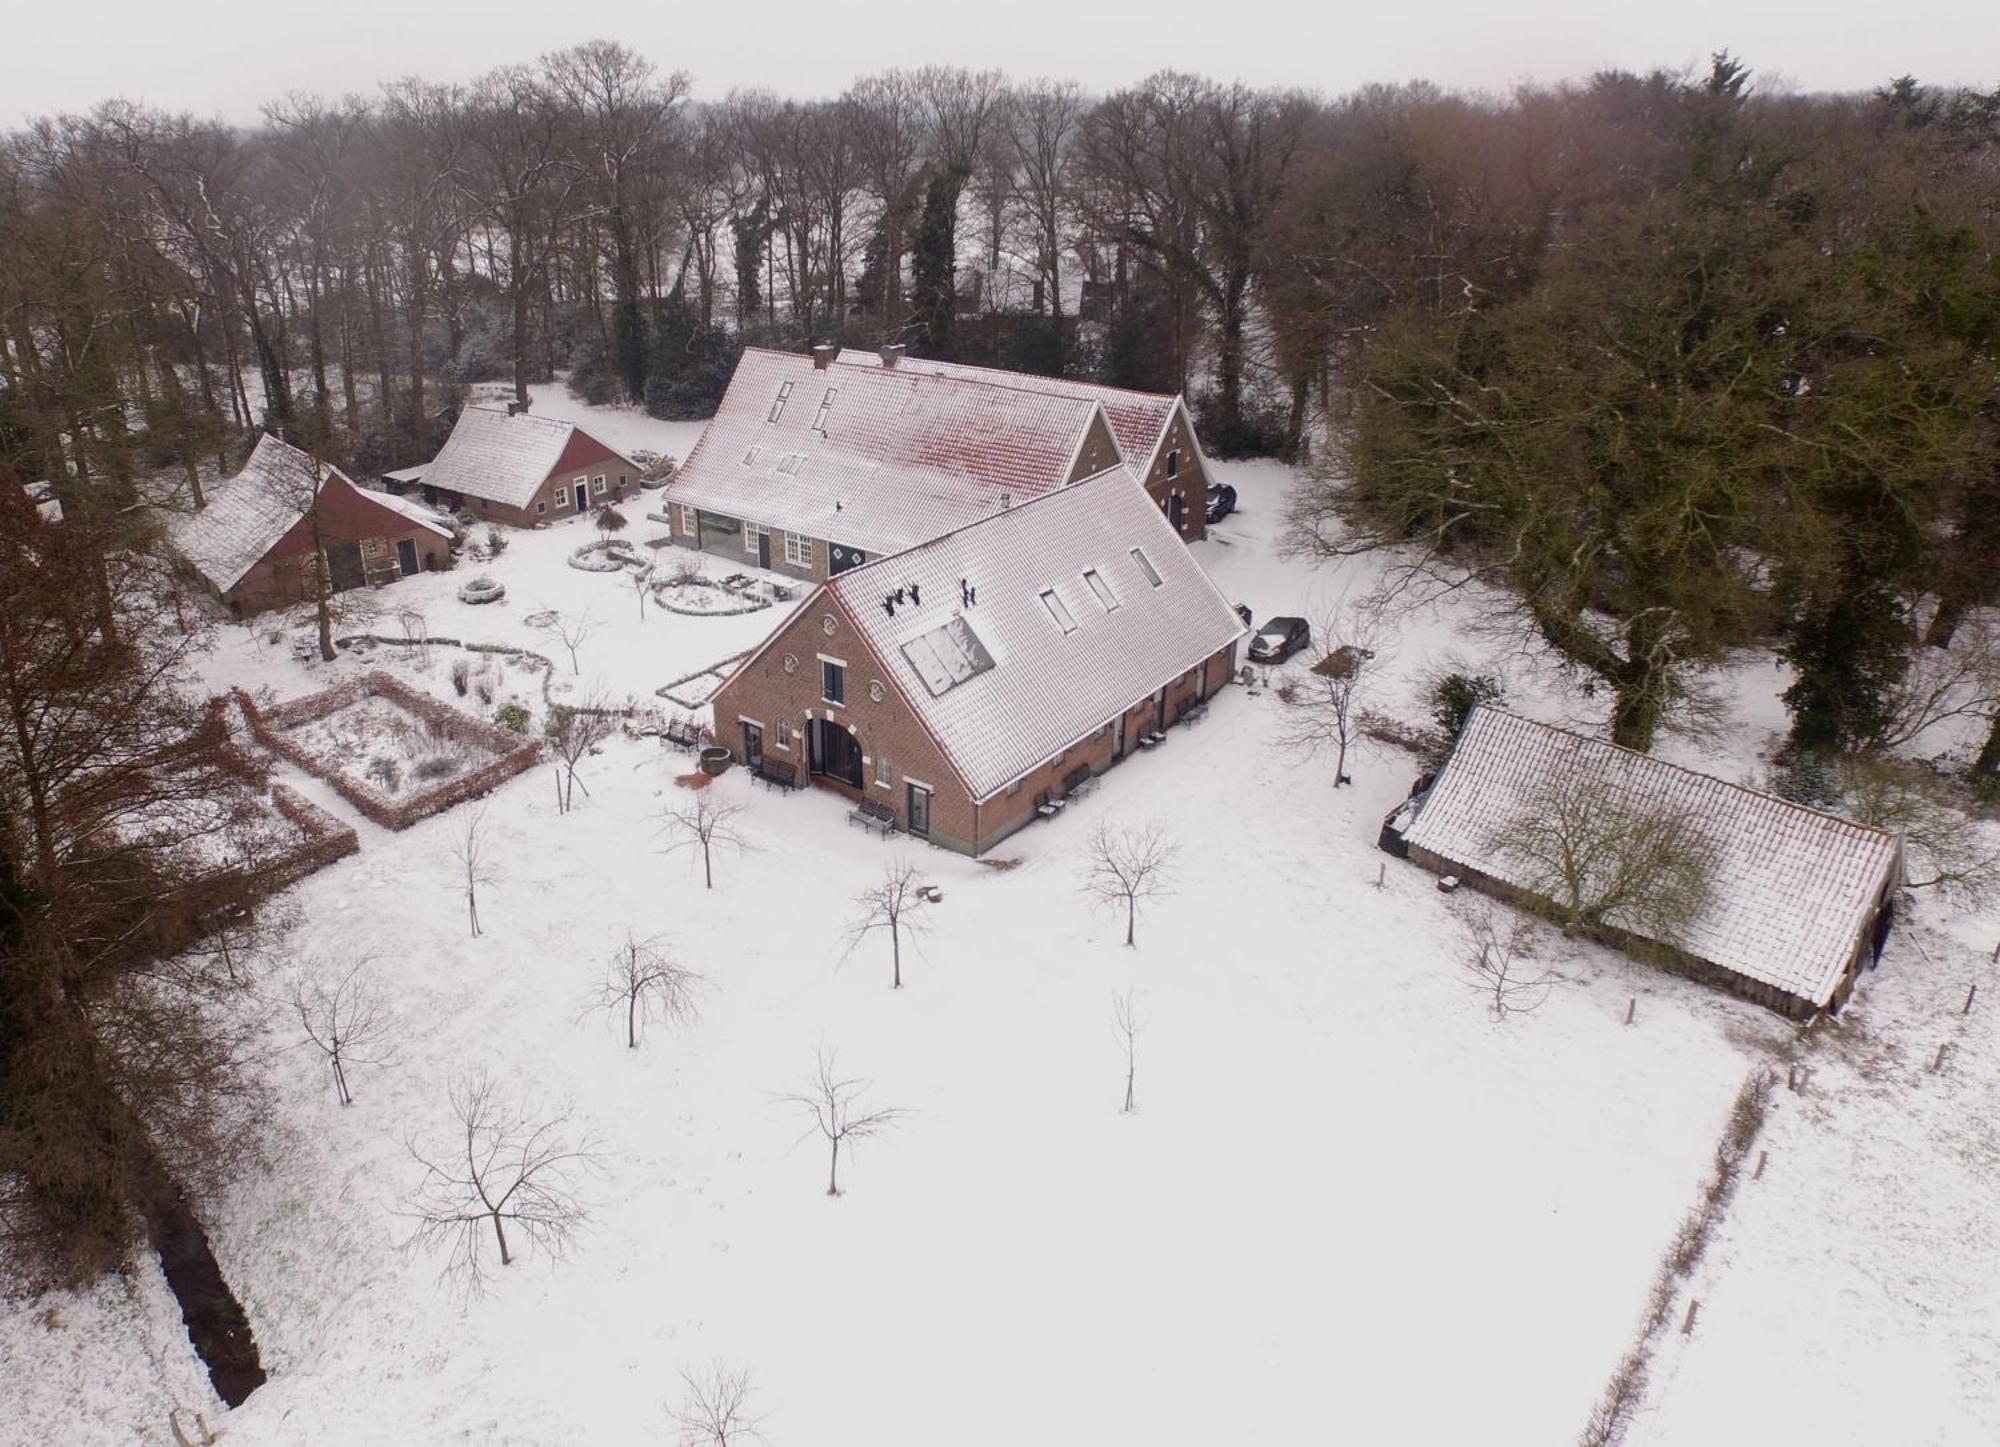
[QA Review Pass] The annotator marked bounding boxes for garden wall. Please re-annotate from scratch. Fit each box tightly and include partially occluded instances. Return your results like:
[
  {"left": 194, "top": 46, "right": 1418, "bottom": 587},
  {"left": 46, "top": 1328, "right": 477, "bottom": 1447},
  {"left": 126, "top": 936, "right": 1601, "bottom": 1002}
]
[{"left": 236, "top": 671, "right": 543, "bottom": 830}]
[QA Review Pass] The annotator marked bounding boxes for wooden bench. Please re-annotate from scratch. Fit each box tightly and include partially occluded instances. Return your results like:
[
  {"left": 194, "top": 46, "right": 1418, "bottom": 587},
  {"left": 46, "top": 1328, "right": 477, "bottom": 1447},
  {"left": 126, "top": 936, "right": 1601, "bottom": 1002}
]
[
  {"left": 663, "top": 716, "right": 708, "bottom": 751},
  {"left": 847, "top": 798, "right": 899, "bottom": 836},
  {"left": 1060, "top": 765, "right": 1095, "bottom": 801},
  {"left": 750, "top": 758, "right": 801, "bottom": 792}
]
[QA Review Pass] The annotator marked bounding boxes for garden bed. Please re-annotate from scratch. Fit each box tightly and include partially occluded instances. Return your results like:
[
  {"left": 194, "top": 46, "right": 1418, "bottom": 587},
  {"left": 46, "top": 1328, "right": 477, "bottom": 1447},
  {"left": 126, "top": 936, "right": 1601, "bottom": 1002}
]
[
  {"left": 569, "top": 539, "right": 643, "bottom": 573},
  {"left": 236, "top": 671, "right": 542, "bottom": 830},
  {"left": 651, "top": 579, "right": 770, "bottom": 616}
]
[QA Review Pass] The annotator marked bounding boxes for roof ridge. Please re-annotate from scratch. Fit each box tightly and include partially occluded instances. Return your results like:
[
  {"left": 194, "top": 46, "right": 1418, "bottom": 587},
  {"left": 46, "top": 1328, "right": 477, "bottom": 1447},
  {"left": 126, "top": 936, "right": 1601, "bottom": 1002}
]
[
  {"left": 836, "top": 348, "right": 1182, "bottom": 406},
  {"left": 1478, "top": 707, "right": 1898, "bottom": 839}
]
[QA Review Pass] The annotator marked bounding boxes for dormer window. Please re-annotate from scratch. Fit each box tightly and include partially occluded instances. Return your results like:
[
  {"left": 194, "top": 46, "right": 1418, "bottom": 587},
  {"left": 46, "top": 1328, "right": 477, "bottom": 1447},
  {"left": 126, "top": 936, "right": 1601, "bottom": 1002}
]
[
  {"left": 1131, "top": 547, "right": 1163, "bottom": 587},
  {"left": 768, "top": 381, "right": 795, "bottom": 422},
  {"left": 1083, "top": 569, "right": 1119, "bottom": 612},
  {"left": 1040, "top": 588, "right": 1078, "bottom": 634}
]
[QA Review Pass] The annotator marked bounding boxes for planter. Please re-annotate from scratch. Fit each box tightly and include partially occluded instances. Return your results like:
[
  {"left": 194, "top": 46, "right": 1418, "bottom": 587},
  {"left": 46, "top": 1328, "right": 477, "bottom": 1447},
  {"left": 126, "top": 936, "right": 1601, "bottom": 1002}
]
[
  {"left": 698, "top": 746, "right": 732, "bottom": 777},
  {"left": 458, "top": 576, "right": 506, "bottom": 605}
]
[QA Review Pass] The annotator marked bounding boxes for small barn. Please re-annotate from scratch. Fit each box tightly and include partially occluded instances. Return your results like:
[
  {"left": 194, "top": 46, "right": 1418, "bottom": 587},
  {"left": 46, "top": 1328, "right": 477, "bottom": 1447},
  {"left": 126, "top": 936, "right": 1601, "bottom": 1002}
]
[
  {"left": 412, "top": 403, "right": 639, "bottom": 527},
  {"left": 1381, "top": 708, "right": 1904, "bottom": 1018},
  {"left": 170, "top": 434, "right": 450, "bottom": 617}
]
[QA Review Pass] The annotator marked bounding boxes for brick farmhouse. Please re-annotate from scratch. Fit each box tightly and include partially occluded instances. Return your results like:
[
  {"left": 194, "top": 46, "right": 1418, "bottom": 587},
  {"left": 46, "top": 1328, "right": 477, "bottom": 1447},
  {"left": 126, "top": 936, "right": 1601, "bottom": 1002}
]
[
  {"left": 835, "top": 347, "right": 1214, "bottom": 544},
  {"left": 1381, "top": 707, "right": 1905, "bottom": 1018},
  {"left": 663, "top": 346, "right": 1137, "bottom": 583},
  {"left": 412, "top": 403, "right": 640, "bottom": 528},
  {"left": 710, "top": 469, "right": 1246, "bottom": 855},
  {"left": 170, "top": 433, "right": 451, "bottom": 617}
]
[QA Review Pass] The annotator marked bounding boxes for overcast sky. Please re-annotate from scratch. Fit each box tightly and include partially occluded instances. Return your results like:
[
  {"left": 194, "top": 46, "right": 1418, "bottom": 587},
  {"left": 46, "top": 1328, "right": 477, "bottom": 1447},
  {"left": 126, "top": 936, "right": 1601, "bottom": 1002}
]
[{"left": 10, "top": 0, "right": 1992, "bottom": 126}]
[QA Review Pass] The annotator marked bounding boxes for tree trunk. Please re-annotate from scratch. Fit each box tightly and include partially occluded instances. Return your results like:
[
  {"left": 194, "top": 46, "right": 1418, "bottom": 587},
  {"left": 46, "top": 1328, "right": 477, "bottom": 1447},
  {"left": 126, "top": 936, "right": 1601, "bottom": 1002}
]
[
  {"left": 1975, "top": 711, "right": 2000, "bottom": 783},
  {"left": 891, "top": 924, "right": 901, "bottom": 987},
  {"left": 627, "top": 991, "right": 638, "bottom": 1048},
  {"left": 1125, "top": 897, "right": 1136, "bottom": 948},
  {"left": 827, "top": 1138, "right": 840, "bottom": 1196},
  {"left": 491, "top": 1213, "right": 511, "bottom": 1266}
]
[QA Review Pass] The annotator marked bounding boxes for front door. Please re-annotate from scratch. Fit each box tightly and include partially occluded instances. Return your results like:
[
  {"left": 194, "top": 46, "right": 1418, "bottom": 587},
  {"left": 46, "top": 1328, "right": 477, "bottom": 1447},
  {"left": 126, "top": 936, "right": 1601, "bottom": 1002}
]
[
  {"left": 907, "top": 783, "right": 931, "bottom": 838},
  {"left": 1114, "top": 714, "right": 1128, "bottom": 760},
  {"left": 743, "top": 721, "right": 764, "bottom": 771},
  {"left": 325, "top": 542, "right": 365, "bottom": 593},
  {"left": 1168, "top": 493, "right": 1186, "bottom": 533},
  {"left": 810, "top": 719, "right": 864, "bottom": 789},
  {"left": 395, "top": 538, "right": 419, "bottom": 576},
  {"left": 1153, "top": 686, "right": 1168, "bottom": 733},
  {"left": 577, "top": 483, "right": 591, "bottom": 514},
  {"left": 756, "top": 531, "right": 772, "bottom": 569}
]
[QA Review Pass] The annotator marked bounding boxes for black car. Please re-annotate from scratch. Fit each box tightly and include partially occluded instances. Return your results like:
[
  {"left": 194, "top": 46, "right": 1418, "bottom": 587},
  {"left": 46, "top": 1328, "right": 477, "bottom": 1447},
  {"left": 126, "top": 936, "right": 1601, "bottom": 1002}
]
[
  {"left": 1233, "top": 603, "right": 1254, "bottom": 629},
  {"left": 1205, "top": 483, "right": 1238, "bottom": 523},
  {"left": 1248, "top": 616, "right": 1311, "bottom": 664}
]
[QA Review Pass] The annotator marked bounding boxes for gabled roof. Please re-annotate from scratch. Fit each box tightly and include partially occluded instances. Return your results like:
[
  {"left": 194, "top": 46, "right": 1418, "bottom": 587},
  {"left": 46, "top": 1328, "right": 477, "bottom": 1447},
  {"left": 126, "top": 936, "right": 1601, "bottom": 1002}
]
[
  {"left": 834, "top": 349, "right": 1186, "bottom": 472},
  {"left": 1400, "top": 709, "right": 1904, "bottom": 1008},
  {"left": 667, "top": 349, "right": 1112, "bottom": 557},
  {"left": 824, "top": 469, "right": 1246, "bottom": 801},
  {"left": 170, "top": 435, "right": 446, "bottom": 593},
  {"left": 420, "top": 406, "right": 609, "bottom": 510}
]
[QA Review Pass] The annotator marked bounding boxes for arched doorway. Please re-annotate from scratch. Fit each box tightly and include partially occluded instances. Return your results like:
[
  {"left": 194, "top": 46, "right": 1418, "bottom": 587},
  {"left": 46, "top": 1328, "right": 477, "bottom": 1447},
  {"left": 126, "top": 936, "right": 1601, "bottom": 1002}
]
[{"left": 808, "top": 718, "right": 864, "bottom": 790}]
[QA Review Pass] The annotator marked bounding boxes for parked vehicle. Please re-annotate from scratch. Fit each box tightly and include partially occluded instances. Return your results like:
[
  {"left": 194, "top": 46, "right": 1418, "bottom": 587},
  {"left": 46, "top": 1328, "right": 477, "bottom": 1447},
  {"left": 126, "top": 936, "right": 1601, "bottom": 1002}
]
[
  {"left": 1205, "top": 483, "right": 1238, "bottom": 523},
  {"left": 1248, "top": 616, "right": 1311, "bottom": 663},
  {"left": 1234, "top": 604, "right": 1254, "bottom": 629}
]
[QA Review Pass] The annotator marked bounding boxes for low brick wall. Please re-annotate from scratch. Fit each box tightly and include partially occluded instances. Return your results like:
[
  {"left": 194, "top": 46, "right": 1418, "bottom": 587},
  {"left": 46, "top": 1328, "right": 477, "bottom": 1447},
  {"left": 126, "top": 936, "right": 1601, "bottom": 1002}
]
[
  {"left": 264, "top": 784, "right": 362, "bottom": 887},
  {"left": 236, "top": 671, "right": 543, "bottom": 830}
]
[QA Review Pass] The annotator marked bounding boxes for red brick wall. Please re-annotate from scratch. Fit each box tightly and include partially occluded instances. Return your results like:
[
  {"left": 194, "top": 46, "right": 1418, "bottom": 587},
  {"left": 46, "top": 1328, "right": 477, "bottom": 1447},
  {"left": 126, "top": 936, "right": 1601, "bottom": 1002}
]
[{"left": 1140, "top": 407, "right": 1208, "bottom": 543}]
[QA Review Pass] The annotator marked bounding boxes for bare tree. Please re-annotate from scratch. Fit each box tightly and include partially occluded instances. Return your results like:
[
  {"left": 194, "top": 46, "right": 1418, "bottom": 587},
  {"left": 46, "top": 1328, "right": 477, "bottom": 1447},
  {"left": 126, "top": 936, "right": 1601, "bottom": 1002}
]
[
  {"left": 780, "top": 1047, "right": 903, "bottom": 1196},
  {"left": 406, "top": 1070, "right": 600, "bottom": 1292},
  {"left": 631, "top": 564, "right": 653, "bottom": 620},
  {"left": 1113, "top": 988, "right": 1140, "bottom": 1114},
  {"left": 1082, "top": 822, "right": 1177, "bottom": 947},
  {"left": 673, "top": 1363, "right": 766, "bottom": 1447},
  {"left": 659, "top": 796, "right": 748, "bottom": 889},
  {"left": 450, "top": 806, "right": 497, "bottom": 938},
  {"left": 1458, "top": 905, "right": 1555, "bottom": 1020},
  {"left": 1836, "top": 756, "right": 2000, "bottom": 909},
  {"left": 843, "top": 862, "right": 930, "bottom": 987},
  {"left": 537, "top": 608, "right": 600, "bottom": 675},
  {"left": 587, "top": 932, "right": 703, "bottom": 1049},
  {"left": 1492, "top": 751, "right": 1716, "bottom": 943},
  {"left": 289, "top": 959, "right": 392, "bottom": 1105},
  {"left": 546, "top": 701, "right": 616, "bottom": 814},
  {"left": 1277, "top": 609, "right": 1383, "bottom": 787}
]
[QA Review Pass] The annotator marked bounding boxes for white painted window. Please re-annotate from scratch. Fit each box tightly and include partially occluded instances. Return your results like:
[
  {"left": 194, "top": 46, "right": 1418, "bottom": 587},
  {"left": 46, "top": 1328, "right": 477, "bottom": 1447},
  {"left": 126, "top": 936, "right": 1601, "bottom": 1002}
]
[
  {"left": 592, "top": 475, "right": 607, "bottom": 495},
  {"left": 1131, "top": 547, "right": 1164, "bottom": 587},
  {"left": 743, "top": 523, "right": 766, "bottom": 557},
  {"left": 784, "top": 533, "right": 812, "bottom": 568},
  {"left": 1040, "top": 588, "right": 1078, "bottom": 634},
  {"left": 821, "top": 658, "right": 846, "bottom": 705},
  {"left": 1083, "top": 568, "right": 1119, "bottom": 612},
  {"left": 678, "top": 504, "right": 696, "bottom": 534},
  {"left": 1166, "top": 448, "right": 1181, "bottom": 479},
  {"left": 775, "top": 718, "right": 793, "bottom": 750},
  {"left": 554, "top": 487, "right": 568, "bottom": 508},
  {"left": 536, "top": 502, "right": 547, "bottom": 515},
  {"left": 875, "top": 753, "right": 892, "bottom": 788}
]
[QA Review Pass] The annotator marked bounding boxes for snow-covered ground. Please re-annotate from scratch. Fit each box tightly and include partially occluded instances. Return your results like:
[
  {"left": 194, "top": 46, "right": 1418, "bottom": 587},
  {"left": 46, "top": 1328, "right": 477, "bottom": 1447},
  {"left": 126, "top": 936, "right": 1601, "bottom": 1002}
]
[{"left": 8, "top": 400, "right": 1997, "bottom": 1447}]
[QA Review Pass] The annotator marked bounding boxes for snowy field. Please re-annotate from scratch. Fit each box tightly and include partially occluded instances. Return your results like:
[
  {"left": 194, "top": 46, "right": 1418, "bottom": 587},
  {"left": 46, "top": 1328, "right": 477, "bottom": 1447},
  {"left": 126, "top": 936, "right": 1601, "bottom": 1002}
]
[{"left": 6, "top": 396, "right": 1997, "bottom": 1447}]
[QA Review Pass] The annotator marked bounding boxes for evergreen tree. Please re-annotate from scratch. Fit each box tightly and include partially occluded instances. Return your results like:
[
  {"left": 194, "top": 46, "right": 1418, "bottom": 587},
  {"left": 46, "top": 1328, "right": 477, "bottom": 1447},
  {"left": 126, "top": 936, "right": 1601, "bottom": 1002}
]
[{"left": 909, "top": 164, "right": 968, "bottom": 360}]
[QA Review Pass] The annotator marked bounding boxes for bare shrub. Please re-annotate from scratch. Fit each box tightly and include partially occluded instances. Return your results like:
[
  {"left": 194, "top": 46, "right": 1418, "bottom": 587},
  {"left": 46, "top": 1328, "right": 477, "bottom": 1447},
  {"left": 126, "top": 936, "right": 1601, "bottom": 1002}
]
[
  {"left": 673, "top": 1363, "right": 766, "bottom": 1446},
  {"left": 289, "top": 959, "right": 392, "bottom": 1106},
  {"left": 1276, "top": 608, "right": 1384, "bottom": 786},
  {"left": 451, "top": 807, "right": 497, "bottom": 938},
  {"left": 536, "top": 608, "right": 600, "bottom": 675},
  {"left": 843, "top": 862, "right": 930, "bottom": 988},
  {"left": 779, "top": 1047, "right": 903, "bottom": 1196},
  {"left": 659, "top": 796, "right": 748, "bottom": 888},
  {"left": 450, "top": 659, "right": 470, "bottom": 695},
  {"left": 587, "top": 933, "right": 703, "bottom": 1050},
  {"left": 1113, "top": 989, "right": 1140, "bottom": 1114},
  {"left": 1458, "top": 906, "right": 1555, "bottom": 1020},
  {"left": 405, "top": 1070, "right": 601, "bottom": 1293},
  {"left": 1082, "top": 822, "right": 1177, "bottom": 947}
]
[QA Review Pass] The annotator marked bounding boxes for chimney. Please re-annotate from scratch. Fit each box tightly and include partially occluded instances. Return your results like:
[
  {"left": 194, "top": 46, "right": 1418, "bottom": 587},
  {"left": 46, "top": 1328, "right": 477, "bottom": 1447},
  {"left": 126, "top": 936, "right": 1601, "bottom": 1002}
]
[
  {"left": 879, "top": 343, "right": 905, "bottom": 370},
  {"left": 812, "top": 344, "right": 836, "bottom": 370},
  {"left": 1000, "top": 491, "right": 1012, "bottom": 511},
  {"left": 506, "top": 398, "right": 531, "bottom": 417}
]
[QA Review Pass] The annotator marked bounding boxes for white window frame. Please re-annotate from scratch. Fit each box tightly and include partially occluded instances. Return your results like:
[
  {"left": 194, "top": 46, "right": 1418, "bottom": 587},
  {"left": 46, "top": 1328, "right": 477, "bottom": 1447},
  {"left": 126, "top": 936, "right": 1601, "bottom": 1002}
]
[
  {"left": 784, "top": 532, "right": 812, "bottom": 568},
  {"left": 1083, "top": 568, "right": 1119, "bottom": 612},
  {"left": 743, "top": 522, "right": 767, "bottom": 557},
  {"left": 875, "top": 753, "right": 892, "bottom": 788},
  {"left": 554, "top": 486, "right": 568, "bottom": 508},
  {"left": 677, "top": 504, "right": 696, "bottom": 535},
  {"left": 592, "top": 475, "right": 607, "bottom": 496},
  {"left": 774, "top": 718, "right": 793, "bottom": 751},
  {"left": 536, "top": 501, "right": 547, "bottom": 515},
  {"left": 1131, "top": 547, "right": 1164, "bottom": 587},
  {"left": 1040, "top": 588, "right": 1078, "bottom": 634},
  {"left": 1166, "top": 448, "right": 1181, "bottom": 479},
  {"left": 820, "top": 657, "right": 846, "bottom": 706}
]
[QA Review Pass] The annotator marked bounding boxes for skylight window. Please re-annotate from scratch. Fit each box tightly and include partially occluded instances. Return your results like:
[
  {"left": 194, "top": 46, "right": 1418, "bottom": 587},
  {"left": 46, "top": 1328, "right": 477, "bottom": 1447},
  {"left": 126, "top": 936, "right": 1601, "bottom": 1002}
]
[
  {"left": 743, "top": 445, "right": 763, "bottom": 466},
  {"left": 812, "top": 387, "right": 838, "bottom": 431},
  {"left": 1083, "top": 568, "right": 1119, "bottom": 612},
  {"left": 768, "top": 380, "right": 794, "bottom": 423},
  {"left": 1130, "top": 547, "right": 1163, "bottom": 587},
  {"left": 777, "top": 452, "right": 805, "bottom": 475},
  {"left": 900, "top": 617, "right": 996, "bottom": 697},
  {"left": 1040, "top": 588, "right": 1078, "bottom": 634}
]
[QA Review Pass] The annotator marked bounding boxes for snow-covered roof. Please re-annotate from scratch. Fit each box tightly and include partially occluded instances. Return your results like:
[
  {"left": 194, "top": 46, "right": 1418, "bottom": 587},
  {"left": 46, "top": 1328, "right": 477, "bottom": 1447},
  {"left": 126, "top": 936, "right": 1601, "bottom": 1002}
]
[
  {"left": 422, "top": 406, "right": 586, "bottom": 509},
  {"left": 667, "top": 349, "right": 1112, "bottom": 557},
  {"left": 1401, "top": 709, "right": 1903, "bottom": 1008},
  {"left": 826, "top": 469, "right": 1246, "bottom": 800},
  {"left": 362, "top": 486, "right": 456, "bottom": 534},
  {"left": 835, "top": 349, "right": 1185, "bottom": 473},
  {"left": 381, "top": 462, "right": 431, "bottom": 486},
  {"left": 169, "top": 435, "right": 449, "bottom": 593}
]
